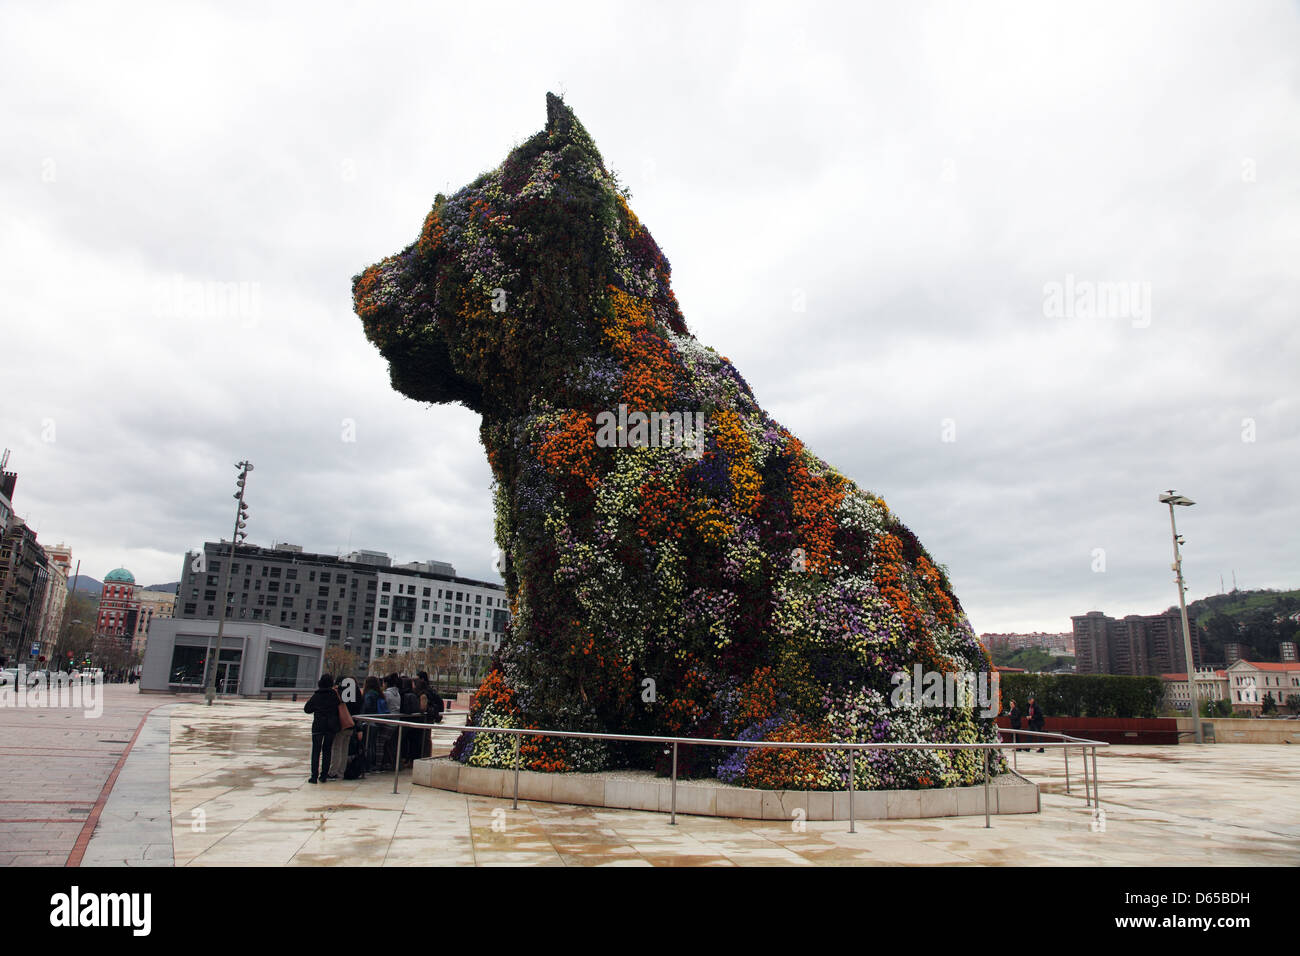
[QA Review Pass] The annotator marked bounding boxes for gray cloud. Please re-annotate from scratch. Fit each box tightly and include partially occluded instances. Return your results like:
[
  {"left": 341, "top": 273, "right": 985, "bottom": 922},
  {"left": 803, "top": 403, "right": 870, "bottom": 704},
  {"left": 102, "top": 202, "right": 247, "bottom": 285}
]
[{"left": 2, "top": 0, "right": 1296, "bottom": 633}]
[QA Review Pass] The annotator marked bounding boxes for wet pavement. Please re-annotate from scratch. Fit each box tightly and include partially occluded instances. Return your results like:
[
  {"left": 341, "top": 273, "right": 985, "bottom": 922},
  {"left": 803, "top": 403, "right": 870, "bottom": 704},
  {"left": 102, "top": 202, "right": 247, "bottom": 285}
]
[
  {"left": 167, "top": 698, "right": 1300, "bottom": 867},
  {"left": 0, "top": 683, "right": 183, "bottom": 866},
  {"left": 6, "top": 686, "right": 1297, "bottom": 866}
]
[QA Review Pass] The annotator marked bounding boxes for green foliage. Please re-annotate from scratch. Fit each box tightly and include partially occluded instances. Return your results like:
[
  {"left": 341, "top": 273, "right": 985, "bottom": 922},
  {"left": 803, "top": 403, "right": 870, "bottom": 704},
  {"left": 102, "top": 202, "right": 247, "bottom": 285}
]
[
  {"left": 989, "top": 645, "right": 1074, "bottom": 672},
  {"left": 1190, "top": 588, "right": 1300, "bottom": 663},
  {"left": 1199, "top": 698, "right": 1232, "bottom": 718},
  {"left": 999, "top": 673, "right": 1165, "bottom": 718}
]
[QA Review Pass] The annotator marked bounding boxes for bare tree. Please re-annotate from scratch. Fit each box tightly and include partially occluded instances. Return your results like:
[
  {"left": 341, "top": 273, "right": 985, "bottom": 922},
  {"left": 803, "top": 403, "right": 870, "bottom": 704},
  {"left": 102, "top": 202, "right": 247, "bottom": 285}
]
[{"left": 323, "top": 645, "right": 358, "bottom": 679}]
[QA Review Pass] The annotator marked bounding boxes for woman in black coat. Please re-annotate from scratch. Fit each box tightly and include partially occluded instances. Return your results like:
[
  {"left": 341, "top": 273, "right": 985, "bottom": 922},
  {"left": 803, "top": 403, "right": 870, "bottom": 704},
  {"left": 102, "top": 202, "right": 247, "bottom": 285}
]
[
  {"left": 304, "top": 674, "right": 342, "bottom": 783},
  {"left": 1007, "top": 698, "right": 1028, "bottom": 752},
  {"left": 1026, "top": 696, "right": 1047, "bottom": 752}
]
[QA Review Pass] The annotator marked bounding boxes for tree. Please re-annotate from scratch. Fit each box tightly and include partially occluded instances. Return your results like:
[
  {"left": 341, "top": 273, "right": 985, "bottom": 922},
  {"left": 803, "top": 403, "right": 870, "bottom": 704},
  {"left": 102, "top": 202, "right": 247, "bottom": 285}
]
[
  {"left": 1199, "top": 698, "right": 1232, "bottom": 718},
  {"left": 53, "top": 593, "right": 97, "bottom": 670},
  {"left": 323, "top": 645, "right": 359, "bottom": 679},
  {"left": 1261, "top": 692, "right": 1277, "bottom": 716}
]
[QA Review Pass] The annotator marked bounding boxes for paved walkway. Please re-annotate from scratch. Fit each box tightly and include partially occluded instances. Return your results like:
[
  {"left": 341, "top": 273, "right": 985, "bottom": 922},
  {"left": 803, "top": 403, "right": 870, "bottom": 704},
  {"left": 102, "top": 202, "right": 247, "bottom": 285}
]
[
  {"left": 0, "top": 684, "right": 181, "bottom": 866},
  {"left": 80, "top": 703, "right": 180, "bottom": 865},
  {"left": 166, "top": 698, "right": 1300, "bottom": 867},
  {"left": 6, "top": 689, "right": 1298, "bottom": 866}
]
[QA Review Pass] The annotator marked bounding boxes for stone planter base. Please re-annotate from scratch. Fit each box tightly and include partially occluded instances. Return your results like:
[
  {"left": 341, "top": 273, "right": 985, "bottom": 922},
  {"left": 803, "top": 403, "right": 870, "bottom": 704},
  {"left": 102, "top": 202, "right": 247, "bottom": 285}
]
[{"left": 412, "top": 758, "right": 1039, "bottom": 820}]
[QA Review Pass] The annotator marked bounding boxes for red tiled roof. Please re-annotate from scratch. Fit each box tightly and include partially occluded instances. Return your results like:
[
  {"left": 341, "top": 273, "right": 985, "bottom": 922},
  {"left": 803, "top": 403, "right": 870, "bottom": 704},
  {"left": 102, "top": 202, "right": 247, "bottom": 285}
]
[{"left": 1236, "top": 661, "right": 1300, "bottom": 672}]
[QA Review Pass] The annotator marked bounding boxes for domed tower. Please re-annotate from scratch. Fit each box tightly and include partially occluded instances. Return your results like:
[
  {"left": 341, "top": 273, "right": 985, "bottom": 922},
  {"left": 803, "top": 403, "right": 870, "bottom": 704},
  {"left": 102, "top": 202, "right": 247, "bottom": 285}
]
[{"left": 97, "top": 567, "right": 139, "bottom": 640}]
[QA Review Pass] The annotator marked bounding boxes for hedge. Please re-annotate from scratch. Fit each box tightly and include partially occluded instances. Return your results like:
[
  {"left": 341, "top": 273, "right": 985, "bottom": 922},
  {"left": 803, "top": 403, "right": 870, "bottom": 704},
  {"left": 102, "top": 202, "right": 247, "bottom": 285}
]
[{"left": 999, "top": 674, "right": 1165, "bottom": 718}]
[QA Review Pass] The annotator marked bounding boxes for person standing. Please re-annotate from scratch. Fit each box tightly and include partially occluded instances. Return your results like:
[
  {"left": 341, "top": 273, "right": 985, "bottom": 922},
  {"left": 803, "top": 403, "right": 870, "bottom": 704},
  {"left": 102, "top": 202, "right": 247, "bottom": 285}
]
[
  {"left": 383, "top": 673, "right": 402, "bottom": 715},
  {"left": 1007, "top": 698, "right": 1028, "bottom": 752},
  {"left": 330, "top": 678, "right": 357, "bottom": 779},
  {"left": 304, "top": 674, "right": 342, "bottom": 784},
  {"left": 1027, "top": 695, "right": 1046, "bottom": 752}
]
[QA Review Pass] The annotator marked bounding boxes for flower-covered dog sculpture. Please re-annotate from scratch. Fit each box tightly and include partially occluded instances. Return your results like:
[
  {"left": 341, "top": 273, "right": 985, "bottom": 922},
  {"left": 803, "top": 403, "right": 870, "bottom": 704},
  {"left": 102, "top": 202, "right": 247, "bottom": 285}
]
[{"left": 354, "top": 94, "right": 999, "bottom": 789}]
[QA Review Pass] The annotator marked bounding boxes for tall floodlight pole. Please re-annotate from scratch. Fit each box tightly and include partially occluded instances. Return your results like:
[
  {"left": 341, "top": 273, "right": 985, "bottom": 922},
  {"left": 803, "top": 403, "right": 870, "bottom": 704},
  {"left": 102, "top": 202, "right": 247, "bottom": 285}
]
[
  {"left": 202, "top": 461, "right": 253, "bottom": 704},
  {"left": 1160, "top": 490, "right": 1200, "bottom": 743}
]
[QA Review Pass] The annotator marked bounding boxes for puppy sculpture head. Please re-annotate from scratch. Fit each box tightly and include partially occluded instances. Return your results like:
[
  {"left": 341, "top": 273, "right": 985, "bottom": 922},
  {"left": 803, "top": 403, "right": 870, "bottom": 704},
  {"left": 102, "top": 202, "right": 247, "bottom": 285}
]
[{"left": 354, "top": 93, "right": 686, "bottom": 417}]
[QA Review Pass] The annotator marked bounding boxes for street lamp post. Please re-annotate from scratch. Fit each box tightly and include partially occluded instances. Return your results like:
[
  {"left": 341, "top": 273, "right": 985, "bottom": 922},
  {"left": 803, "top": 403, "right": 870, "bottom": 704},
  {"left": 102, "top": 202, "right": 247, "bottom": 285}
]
[
  {"left": 1160, "top": 490, "right": 1201, "bottom": 743},
  {"left": 201, "top": 461, "right": 253, "bottom": 705}
]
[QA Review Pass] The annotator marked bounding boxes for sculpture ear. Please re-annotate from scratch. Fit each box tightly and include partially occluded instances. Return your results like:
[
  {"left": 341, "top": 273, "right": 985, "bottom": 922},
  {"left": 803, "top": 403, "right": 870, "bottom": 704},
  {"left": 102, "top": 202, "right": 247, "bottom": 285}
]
[{"left": 545, "top": 92, "right": 604, "bottom": 165}]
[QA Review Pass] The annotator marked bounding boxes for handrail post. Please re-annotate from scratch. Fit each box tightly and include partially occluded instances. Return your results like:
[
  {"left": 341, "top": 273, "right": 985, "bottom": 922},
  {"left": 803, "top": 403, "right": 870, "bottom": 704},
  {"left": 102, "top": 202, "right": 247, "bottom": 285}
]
[
  {"left": 848, "top": 746, "right": 856, "bottom": 834},
  {"left": 1082, "top": 745, "right": 1091, "bottom": 807},
  {"left": 1064, "top": 740, "right": 1070, "bottom": 794},
  {"left": 1092, "top": 746, "right": 1100, "bottom": 810},
  {"left": 670, "top": 741, "right": 678, "bottom": 826},
  {"left": 983, "top": 747, "right": 990, "bottom": 828},
  {"left": 393, "top": 724, "right": 403, "bottom": 795},
  {"left": 512, "top": 733, "right": 521, "bottom": 810}
]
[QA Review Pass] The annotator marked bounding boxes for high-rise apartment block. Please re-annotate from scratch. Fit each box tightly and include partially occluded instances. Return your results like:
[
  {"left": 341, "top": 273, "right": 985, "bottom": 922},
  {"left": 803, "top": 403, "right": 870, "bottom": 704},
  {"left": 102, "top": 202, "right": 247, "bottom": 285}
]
[{"left": 1071, "top": 609, "right": 1204, "bottom": 676}]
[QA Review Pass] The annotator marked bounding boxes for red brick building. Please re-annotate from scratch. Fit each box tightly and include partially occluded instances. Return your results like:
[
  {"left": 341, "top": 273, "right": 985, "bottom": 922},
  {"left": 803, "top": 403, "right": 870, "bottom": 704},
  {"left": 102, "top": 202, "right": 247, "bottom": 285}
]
[{"left": 96, "top": 567, "right": 141, "bottom": 639}]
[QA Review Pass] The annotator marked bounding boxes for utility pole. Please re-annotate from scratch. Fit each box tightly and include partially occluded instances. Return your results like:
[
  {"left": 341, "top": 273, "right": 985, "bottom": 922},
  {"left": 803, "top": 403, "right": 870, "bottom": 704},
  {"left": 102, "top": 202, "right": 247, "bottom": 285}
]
[
  {"left": 201, "top": 461, "right": 252, "bottom": 704},
  {"left": 1160, "top": 491, "right": 1200, "bottom": 743}
]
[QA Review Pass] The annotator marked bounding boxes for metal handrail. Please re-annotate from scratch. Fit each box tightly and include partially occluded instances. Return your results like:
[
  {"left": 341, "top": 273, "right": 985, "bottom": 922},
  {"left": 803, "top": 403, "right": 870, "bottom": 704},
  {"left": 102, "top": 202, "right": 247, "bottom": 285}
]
[
  {"left": 350, "top": 714, "right": 1107, "bottom": 831},
  {"left": 996, "top": 725, "right": 1103, "bottom": 808}
]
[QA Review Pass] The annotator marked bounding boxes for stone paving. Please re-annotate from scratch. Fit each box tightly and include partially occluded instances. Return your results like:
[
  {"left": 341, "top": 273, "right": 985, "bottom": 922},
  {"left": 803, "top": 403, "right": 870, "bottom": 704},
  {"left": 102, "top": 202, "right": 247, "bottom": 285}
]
[
  {"left": 0, "top": 683, "right": 183, "bottom": 866},
  {"left": 165, "top": 698, "right": 1300, "bottom": 867},
  {"left": 5, "top": 688, "right": 1299, "bottom": 866}
]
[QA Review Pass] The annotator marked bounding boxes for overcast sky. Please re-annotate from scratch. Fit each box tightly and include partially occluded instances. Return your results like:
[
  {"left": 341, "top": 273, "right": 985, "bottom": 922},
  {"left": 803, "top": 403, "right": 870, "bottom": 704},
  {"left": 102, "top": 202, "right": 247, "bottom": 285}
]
[{"left": 2, "top": 1, "right": 1296, "bottom": 633}]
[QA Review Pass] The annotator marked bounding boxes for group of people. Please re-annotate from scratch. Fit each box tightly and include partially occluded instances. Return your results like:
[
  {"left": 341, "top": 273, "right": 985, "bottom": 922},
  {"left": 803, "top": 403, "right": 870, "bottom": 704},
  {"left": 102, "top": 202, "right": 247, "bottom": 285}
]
[
  {"left": 304, "top": 671, "right": 446, "bottom": 784},
  {"left": 1005, "top": 695, "right": 1046, "bottom": 752}
]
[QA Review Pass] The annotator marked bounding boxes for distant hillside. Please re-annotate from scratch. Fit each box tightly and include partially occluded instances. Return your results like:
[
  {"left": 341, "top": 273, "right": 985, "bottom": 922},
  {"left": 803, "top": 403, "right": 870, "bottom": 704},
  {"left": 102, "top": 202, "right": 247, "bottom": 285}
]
[
  {"left": 1183, "top": 588, "right": 1300, "bottom": 664},
  {"left": 1186, "top": 588, "right": 1300, "bottom": 624},
  {"left": 68, "top": 578, "right": 177, "bottom": 596}
]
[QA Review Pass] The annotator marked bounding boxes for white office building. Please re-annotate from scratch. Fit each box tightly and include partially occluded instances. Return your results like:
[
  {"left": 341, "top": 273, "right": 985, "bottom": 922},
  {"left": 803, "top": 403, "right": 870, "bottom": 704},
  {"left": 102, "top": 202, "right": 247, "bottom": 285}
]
[{"left": 369, "top": 566, "right": 510, "bottom": 673}]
